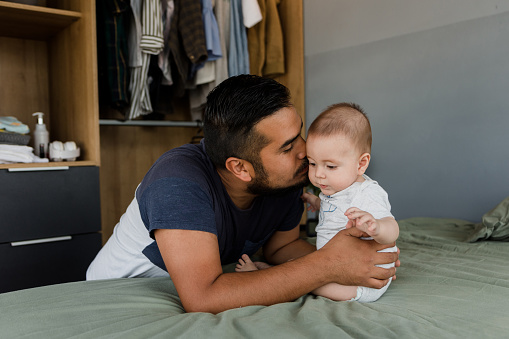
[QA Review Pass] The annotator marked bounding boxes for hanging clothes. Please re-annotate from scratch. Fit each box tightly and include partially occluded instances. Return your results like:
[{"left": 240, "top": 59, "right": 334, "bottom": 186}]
[
  {"left": 96, "top": 0, "right": 130, "bottom": 109},
  {"left": 247, "top": 0, "right": 285, "bottom": 77},
  {"left": 149, "top": 0, "right": 175, "bottom": 118},
  {"left": 188, "top": 0, "right": 224, "bottom": 121},
  {"left": 158, "top": 0, "right": 176, "bottom": 85},
  {"left": 98, "top": 0, "right": 286, "bottom": 121},
  {"left": 228, "top": 0, "right": 250, "bottom": 76},
  {"left": 203, "top": 0, "right": 223, "bottom": 63},
  {"left": 126, "top": 0, "right": 165, "bottom": 120},
  {"left": 189, "top": 0, "right": 230, "bottom": 121},
  {"left": 190, "top": 0, "right": 222, "bottom": 82},
  {"left": 127, "top": 0, "right": 142, "bottom": 69},
  {"left": 169, "top": 0, "right": 208, "bottom": 97},
  {"left": 213, "top": 0, "right": 231, "bottom": 86},
  {"left": 242, "top": 0, "right": 262, "bottom": 28}
]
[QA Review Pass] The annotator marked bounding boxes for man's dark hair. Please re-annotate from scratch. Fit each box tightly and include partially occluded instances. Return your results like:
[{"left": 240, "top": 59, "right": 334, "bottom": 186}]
[{"left": 204, "top": 74, "right": 292, "bottom": 169}]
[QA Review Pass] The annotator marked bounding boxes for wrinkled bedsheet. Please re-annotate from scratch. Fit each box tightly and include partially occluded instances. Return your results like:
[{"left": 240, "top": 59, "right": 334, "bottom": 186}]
[{"left": 2, "top": 204, "right": 509, "bottom": 338}]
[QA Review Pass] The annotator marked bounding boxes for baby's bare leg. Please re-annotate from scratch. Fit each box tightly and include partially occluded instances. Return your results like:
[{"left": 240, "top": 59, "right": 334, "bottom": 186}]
[
  {"left": 235, "top": 254, "right": 272, "bottom": 272},
  {"left": 312, "top": 283, "right": 358, "bottom": 301}
]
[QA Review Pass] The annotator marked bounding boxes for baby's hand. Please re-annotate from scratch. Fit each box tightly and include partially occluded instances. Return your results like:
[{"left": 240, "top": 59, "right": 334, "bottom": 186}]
[
  {"left": 344, "top": 207, "right": 379, "bottom": 236},
  {"left": 301, "top": 191, "right": 320, "bottom": 212}
]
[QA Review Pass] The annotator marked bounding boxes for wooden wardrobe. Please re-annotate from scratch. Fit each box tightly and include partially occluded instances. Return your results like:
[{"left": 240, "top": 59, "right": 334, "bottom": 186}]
[
  {"left": 99, "top": 0, "right": 305, "bottom": 242},
  {"left": 0, "top": 0, "right": 102, "bottom": 291}
]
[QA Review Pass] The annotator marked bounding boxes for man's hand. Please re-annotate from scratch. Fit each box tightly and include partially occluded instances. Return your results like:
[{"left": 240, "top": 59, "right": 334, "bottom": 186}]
[{"left": 319, "top": 227, "right": 398, "bottom": 289}]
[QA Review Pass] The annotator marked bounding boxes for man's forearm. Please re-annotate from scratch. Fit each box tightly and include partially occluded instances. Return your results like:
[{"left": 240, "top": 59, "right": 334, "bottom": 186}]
[
  {"left": 158, "top": 228, "right": 398, "bottom": 314},
  {"left": 191, "top": 249, "right": 330, "bottom": 313}
]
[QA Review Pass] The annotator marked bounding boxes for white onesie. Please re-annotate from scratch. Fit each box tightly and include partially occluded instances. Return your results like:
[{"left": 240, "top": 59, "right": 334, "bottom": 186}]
[{"left": 315, "top": 174, "right": 397, "bottom": 302}]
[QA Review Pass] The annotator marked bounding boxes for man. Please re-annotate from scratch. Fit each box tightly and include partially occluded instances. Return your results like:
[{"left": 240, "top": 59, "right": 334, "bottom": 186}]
[{"left": 87, "top": 75, "right": 398, "bottom": 314}]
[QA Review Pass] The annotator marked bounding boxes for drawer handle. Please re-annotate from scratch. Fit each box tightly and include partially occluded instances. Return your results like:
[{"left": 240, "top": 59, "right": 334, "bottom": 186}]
[
  {"left": 8, "top": 166, "right": 70, "bottom": 172},
  {"left": 11, "top": 236, "right": 72, "bottom": 247}
]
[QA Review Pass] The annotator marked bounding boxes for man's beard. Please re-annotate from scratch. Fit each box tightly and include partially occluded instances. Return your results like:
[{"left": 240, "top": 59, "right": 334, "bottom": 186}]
[{"left": 247, "top": 159, "right": 309, "bottom": 196}]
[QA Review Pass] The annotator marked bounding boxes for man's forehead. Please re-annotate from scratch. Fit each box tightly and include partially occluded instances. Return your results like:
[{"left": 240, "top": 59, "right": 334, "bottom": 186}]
[{"left": 256, "top": 107, "right": 303, "bottom": 147}]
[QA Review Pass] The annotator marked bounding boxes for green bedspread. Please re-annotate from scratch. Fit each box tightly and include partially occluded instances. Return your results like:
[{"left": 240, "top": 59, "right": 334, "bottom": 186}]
[{"left": 2, "top": 199, "right": 509, "bottom": 338}]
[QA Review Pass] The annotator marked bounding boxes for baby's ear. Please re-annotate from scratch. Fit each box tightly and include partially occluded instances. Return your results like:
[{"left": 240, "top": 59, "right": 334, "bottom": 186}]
[{"left": 358, "top": 153, "right": 371, "bottom": 175}]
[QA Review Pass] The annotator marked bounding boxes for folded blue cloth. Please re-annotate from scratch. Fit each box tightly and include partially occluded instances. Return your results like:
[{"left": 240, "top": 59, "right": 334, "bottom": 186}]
[{"left": 0, "top": 116, "right": 30, "bottom": 134}]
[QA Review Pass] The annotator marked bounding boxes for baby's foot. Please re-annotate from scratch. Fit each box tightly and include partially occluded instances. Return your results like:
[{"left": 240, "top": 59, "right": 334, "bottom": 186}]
[{"left": 235, "top": 254, "right": 259, "bottom": 272}]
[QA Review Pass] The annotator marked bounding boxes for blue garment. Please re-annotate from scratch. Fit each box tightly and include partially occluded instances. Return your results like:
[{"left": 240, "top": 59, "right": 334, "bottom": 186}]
[
  {"left": 190, "top": 0, "right": 223, "bottom": 78},
  {"left": 202, "top": 0, "right": 222, "bottom": 61},
  {"left": 228, "top": 0, "right": 250, "bottom": 76},
  {"left": 136, "top": 140, "right": 304, "bottom": 268}
]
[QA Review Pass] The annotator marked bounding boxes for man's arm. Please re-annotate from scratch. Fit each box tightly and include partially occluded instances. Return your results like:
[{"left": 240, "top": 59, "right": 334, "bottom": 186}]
[
  {"left": 264, "top": 224, "right": 399, "bottom": 283},
  {"left": 155, "top": 227, "right": 397, "bottom": 314}
]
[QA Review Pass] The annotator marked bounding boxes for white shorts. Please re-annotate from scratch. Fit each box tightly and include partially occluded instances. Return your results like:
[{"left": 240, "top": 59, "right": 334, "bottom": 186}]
[{"left": 351, "top": 245, "right": 397, "bottom": 303}]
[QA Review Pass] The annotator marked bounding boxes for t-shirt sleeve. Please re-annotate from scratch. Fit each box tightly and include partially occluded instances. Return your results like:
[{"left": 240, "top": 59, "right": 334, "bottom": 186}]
[
  {"left": 356, "top": 184, "right": 394, "bottom": 220},
  {"left": 137, "top": 177, "right": 217, "bottom": 238}
]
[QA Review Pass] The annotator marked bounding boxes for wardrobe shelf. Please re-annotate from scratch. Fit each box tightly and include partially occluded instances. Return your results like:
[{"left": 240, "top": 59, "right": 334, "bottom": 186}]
[
  {"left": 0, "top": 160, "right": 96, "bottom": 170},
  {"left": 99, "top": 119, "right": 203, "bottom": 128},
  {"left": 0, "top": 1, "right": 81, "bottom": 40}
]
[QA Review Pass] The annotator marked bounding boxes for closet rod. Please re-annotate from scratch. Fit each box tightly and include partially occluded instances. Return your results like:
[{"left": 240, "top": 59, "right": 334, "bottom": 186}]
[{"left": 99, "top": 119, "right": 202, "bottom": 127}]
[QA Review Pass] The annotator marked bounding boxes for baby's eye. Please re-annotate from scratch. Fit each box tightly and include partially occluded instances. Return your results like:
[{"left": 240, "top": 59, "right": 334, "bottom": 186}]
[
  {"left": 308, "top": 162, "right": 316, "bottom": 166},
  {"left": 326, "top": 165, "right": 337, "bottom": 169}
]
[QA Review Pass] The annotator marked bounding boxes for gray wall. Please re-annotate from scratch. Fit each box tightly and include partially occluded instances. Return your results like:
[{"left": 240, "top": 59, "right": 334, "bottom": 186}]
[{"left": 304, "top": 1, "right": 509, "bottom": 222}]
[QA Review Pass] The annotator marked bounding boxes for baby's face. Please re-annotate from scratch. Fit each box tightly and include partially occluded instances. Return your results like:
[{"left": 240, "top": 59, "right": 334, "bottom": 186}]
[{"left": 306, "top": 133, "right": 362, "bottom": 196}]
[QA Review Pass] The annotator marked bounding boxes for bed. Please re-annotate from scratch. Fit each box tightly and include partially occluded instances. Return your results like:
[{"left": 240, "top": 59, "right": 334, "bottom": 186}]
[{"left": 2, "top": 198, "right": 509, "bottom": 338}]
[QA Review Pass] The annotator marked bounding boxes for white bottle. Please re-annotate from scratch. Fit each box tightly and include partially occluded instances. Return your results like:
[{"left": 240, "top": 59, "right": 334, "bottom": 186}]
[{"left": 32, "top": 112, "right": 49, "bottom": 158}]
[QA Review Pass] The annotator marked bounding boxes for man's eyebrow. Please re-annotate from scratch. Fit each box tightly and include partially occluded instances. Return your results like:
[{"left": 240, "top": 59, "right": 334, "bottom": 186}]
[{"left": 279, "top": 120, "right": 303, "bottom": 150}]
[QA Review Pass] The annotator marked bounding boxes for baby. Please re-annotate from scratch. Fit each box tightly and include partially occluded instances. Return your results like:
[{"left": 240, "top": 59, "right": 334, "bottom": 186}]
[{"left": 237, "top": 102, "right": 398, "bottom": 302}]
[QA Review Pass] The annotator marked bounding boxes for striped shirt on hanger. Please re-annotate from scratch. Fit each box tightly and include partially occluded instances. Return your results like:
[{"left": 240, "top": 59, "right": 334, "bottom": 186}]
[{"left": 127, "top": 0, "right": 164, "bottom": 120}]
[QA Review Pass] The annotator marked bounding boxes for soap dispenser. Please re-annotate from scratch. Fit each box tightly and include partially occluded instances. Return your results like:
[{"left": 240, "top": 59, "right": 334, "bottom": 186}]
[{"left": 32, "top": 112, "right": 49, "bottom": 158}]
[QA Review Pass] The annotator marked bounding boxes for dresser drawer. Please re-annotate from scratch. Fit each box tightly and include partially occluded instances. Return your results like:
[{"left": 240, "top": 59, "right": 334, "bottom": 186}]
[
  {"left": 0, "top": 166, "right": 101, "bottom": 242},
  {"left": 0, "top": 232, "right": 101, "bottom": 293}
]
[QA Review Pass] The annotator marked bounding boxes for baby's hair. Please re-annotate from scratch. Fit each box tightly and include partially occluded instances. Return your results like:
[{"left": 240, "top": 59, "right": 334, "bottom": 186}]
[{"left": 308, "top": 102, "right": 372, "bottom": 153}]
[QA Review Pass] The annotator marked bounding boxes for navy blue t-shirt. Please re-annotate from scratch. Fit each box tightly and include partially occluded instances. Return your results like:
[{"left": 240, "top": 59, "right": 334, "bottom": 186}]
[{"left": 136, "top": 140, "right": 304, "bottom": 270}]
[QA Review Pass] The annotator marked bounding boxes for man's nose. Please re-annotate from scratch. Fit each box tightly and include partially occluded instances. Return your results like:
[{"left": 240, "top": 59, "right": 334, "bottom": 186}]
[{"left": 296, "top": 136, "right": 306, "bottom": 159}]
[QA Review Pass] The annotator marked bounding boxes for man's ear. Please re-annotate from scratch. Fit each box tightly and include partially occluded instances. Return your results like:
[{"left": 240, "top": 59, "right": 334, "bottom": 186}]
[
  {"left": 358, "top": 153, "right": 371, "bottom": 175},
  {"left": 225, "top": 157, "right": 253, "bottom": 182}
]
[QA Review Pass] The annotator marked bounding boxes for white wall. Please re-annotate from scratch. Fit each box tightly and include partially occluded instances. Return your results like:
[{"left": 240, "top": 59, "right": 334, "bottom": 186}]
[{"left": 303, "top": 1, "right": 509, "bottom": 221}]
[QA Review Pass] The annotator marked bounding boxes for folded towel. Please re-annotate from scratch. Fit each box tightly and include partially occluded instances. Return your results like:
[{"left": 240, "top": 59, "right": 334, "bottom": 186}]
[
  {"left": 0, "top": 144, "right": 48, "bottom": 164},
  {"left": 0, "top": 116, "right": 30, "bottom": 134},
  {"left": 0, "top": 130, "right": 31, "bottom": 145}
]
